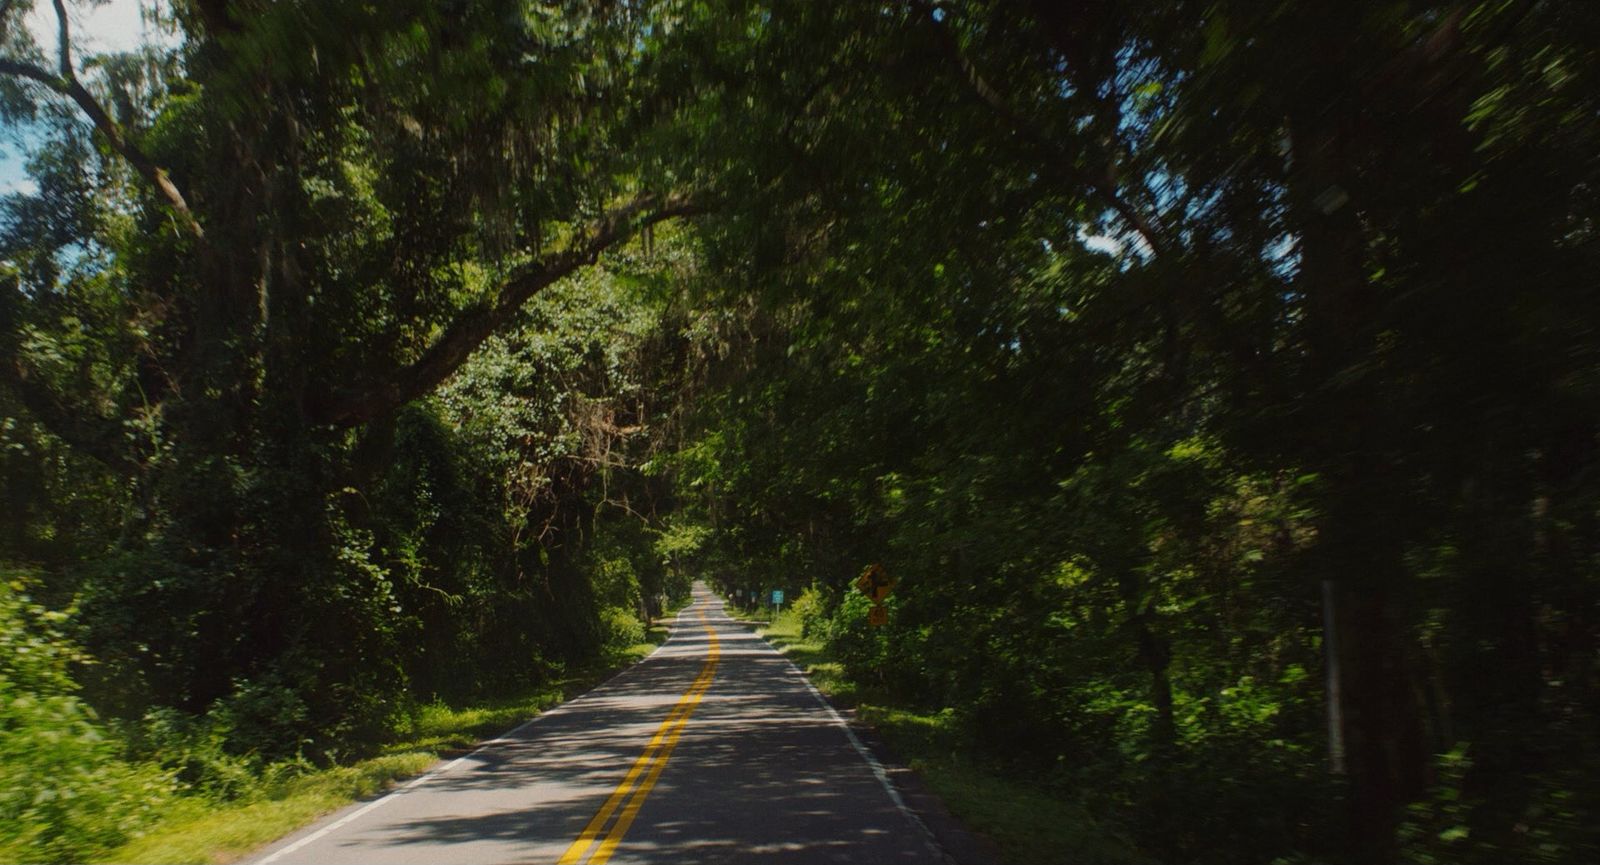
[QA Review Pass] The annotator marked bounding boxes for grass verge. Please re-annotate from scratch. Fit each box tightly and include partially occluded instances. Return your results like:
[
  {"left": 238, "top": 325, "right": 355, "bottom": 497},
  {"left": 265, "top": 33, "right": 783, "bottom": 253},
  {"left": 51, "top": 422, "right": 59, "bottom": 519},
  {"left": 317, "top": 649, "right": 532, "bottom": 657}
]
[
  {"left": 746, "top": 606, "right": 1152, "bottom": 865},
  {"left": 101, "top": 625, "right": 674, "bottom": 865}
]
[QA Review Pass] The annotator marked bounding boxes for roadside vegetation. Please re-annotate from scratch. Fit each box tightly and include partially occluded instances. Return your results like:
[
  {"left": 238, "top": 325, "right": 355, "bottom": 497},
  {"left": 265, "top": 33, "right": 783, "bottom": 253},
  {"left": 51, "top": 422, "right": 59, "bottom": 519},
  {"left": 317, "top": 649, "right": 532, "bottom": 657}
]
[
  {"left": 107, "top": 619, "right": 673, "bottom": 865},
  {"left": 4, "top": 575, "right": 674, "bottom": 865},
  {"left": 742, "top": 601, "right": 1150, "bottom": 865},
  {"left": 1, "top": 260, "right": 697, "bottom": 863}
]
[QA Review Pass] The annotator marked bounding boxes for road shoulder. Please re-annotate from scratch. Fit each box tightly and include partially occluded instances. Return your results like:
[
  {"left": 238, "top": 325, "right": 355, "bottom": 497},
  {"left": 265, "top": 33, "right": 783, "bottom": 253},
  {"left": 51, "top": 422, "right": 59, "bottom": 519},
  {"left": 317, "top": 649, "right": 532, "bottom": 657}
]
[{"left": 732, "top": 612, "right": 1003, "bottom": 865}]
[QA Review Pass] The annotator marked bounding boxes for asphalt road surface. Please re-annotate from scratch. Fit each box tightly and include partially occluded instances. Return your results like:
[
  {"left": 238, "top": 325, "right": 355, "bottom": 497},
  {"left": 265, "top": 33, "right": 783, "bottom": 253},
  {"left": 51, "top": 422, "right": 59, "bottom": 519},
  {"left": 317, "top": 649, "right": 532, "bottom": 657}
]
[{"left": 247, "top": 583, "right": 944, "bottom": 864}]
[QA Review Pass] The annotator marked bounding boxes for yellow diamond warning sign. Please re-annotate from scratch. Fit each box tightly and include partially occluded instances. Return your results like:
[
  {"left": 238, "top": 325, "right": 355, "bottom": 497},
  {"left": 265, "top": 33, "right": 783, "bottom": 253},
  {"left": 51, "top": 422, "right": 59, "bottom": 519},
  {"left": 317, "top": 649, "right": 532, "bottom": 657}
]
[
  {"left": 856, "top": 564, "right": 894, "bottom": 627},
  {"left": 855, "top": 563, "right": 895, "bottom": 602}
]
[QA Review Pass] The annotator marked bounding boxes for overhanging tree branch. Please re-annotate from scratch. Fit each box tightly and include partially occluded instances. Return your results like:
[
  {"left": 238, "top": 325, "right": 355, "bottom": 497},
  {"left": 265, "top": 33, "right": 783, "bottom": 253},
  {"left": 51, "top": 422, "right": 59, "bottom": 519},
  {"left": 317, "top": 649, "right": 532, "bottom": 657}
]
[
  {"left": 307, "top": 192, "right": 707, "bottom": 427},
  {"left": 0, "top": 0, "right": 203, "bottom": 238},
  {"left": 51, "top": 0, "right": 69, "bottom": 76}
]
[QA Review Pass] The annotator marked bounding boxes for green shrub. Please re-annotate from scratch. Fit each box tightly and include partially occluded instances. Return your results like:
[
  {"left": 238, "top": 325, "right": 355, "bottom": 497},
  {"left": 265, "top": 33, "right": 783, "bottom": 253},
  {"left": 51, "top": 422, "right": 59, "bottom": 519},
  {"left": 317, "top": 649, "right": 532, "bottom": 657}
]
[
  {"left": 599, "top": 606, "right": 646, "bottom": 654},
  {"left": 825, "top": 592, "right": 890, "bottom": 680},
  {"left": 1399, "top": 740, "right": 1599, "bottom": 865},
  {"left": 0, "top": 577, "right": 174, "bottom": 863},
  {"left": 790, "top": 586, "right": 828, "bottom": 638},
  {"left": 129, "top": 707, "right": 259, "bottom": 801},
  {"left": 214, "top": 674, "right": 316, "bottom": 766}
]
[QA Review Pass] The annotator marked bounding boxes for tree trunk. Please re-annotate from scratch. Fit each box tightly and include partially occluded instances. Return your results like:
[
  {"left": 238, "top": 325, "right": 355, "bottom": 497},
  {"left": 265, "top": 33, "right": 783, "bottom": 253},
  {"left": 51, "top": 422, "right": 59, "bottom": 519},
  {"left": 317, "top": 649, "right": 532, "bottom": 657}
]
[
  {"left": 1119, "top": 569, "right": 1176, "bottom": 752},
  {"left": 1321, "top": 580, "right": 1347, "bottom": 774},
  {"left": 1291, "top": 110, "right": 1430, "bottom": 863},
  {"left": 1322, "top": 573, "right": 1429, "bottom": 862}
]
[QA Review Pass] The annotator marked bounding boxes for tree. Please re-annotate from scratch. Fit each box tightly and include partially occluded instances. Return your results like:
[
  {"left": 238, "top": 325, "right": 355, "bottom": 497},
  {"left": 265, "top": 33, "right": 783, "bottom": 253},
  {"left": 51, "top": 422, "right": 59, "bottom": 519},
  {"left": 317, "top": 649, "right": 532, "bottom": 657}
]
[{"left": 2, "top": 0, "right": 701, "bottom": 745}]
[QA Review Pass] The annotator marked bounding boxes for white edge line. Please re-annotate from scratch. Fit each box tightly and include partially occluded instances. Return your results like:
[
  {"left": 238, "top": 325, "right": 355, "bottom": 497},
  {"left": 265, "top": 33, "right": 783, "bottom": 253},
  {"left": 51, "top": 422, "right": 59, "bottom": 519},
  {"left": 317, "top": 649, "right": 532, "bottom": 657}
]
[
  {"left": 717, "top": 596, "right": 948, "bottom": 862},
  {"left": 252, "top": 601, "right": 699, "bottom": 865}
]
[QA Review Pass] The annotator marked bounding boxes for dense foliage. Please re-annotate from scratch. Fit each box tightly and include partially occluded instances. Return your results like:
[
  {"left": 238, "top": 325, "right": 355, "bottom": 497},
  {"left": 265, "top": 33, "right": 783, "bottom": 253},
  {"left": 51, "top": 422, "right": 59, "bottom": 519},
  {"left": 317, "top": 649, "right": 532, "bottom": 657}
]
[
  {"left": 664, "top": 2, "right": 1600, "bottom": 863},
  {"left": 3, "top": 1, "right": 1598, "bottom": 863},
  {"left": 1, "top": 573, "right": 173, "bottom": 862},
  {"left": 2, "top": 2, "right": 699, "bottom": 859}
]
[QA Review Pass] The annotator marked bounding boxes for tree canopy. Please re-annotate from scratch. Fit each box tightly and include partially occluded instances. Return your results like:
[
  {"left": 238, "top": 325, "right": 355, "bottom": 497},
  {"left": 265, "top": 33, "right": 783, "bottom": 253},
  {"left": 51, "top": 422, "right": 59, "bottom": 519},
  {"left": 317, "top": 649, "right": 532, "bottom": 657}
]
[{"left": 3, "top": 1, "right": 1598, "bottom": 863}]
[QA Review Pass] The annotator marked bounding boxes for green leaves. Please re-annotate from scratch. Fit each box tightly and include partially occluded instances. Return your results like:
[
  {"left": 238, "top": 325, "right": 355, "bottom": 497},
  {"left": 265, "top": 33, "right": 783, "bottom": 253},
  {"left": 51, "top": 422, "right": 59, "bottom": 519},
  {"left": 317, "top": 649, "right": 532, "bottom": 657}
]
[
  {"left": 1, "top": 577, "right": 175, "bottom": 864},
  {"left": 2, "top": 3, "right": 1598, "bottom": 863}
]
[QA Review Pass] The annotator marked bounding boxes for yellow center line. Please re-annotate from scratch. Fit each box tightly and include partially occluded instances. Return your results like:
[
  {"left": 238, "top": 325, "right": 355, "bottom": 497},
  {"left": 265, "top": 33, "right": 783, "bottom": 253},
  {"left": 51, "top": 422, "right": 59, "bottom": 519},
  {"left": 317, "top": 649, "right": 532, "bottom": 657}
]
[{"left": 557, "top": 605, "right": 721, "bottom": 865}]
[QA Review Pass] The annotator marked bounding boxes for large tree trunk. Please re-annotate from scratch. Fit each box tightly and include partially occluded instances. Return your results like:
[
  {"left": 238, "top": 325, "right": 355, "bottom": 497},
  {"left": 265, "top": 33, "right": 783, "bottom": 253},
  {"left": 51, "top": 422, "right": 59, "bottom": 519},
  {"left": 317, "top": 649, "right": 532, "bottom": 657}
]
[
  {"left": 1321, "top": 572, "right": 1429, "bottom": 862},
  {"left": 1291, "top": 110, "right": 1430, "bottom": 862}
]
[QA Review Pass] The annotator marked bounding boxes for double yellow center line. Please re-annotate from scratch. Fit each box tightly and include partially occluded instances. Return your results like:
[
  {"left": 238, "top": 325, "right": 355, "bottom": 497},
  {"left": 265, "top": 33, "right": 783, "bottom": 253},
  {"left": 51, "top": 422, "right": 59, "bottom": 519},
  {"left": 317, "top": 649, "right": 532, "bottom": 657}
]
[{"left": 557, "top": 605, "right": 721, "bottom": 864}]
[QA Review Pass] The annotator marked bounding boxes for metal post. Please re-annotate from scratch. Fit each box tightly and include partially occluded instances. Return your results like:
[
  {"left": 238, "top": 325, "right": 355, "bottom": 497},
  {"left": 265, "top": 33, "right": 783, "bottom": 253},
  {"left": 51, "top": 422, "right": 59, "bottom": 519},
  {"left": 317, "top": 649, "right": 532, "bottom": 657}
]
[{"left": 1322, "top": 579, "right": 1347, "bottom": 775}]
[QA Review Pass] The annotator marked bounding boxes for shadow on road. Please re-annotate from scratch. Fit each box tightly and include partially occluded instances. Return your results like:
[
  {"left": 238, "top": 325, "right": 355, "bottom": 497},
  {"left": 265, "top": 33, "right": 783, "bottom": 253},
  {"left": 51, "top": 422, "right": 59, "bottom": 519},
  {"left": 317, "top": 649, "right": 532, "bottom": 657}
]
[{"left": 261, "top": 593, "right": 938, "bottom": 865}]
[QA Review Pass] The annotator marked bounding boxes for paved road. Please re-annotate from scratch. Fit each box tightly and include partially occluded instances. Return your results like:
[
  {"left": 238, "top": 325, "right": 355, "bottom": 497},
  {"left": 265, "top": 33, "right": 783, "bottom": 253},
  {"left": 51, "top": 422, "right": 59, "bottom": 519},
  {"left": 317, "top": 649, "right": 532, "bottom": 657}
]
[{"left": 248, "top": 583, "right": 943, "bottom": 864}]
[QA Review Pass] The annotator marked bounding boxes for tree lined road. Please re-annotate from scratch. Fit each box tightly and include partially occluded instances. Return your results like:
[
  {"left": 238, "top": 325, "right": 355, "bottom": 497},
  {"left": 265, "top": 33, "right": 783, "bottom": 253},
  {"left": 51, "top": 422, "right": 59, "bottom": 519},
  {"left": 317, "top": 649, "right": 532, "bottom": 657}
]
[{"left": 248, "top": 583, "right": 942, "bottom": 864}]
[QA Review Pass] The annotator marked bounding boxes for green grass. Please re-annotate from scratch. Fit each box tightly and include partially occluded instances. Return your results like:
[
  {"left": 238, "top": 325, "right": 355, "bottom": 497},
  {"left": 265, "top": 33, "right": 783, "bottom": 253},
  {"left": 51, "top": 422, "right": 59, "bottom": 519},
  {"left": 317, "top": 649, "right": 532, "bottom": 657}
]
[
  {"left": 747, "top": 607, "right": 857, "bottom": 702},
  {"left": 912, "top": 759, "right": 1151, "bottom": 865},
  {"left": 100, "top": 631, "right": 672, "bottom": 865},
  {"left": 105, "top": 753, "right": 439, "bottom": 865},
  {"left": 750, "top": 608, "right": 1152, "bottom": 865}
]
